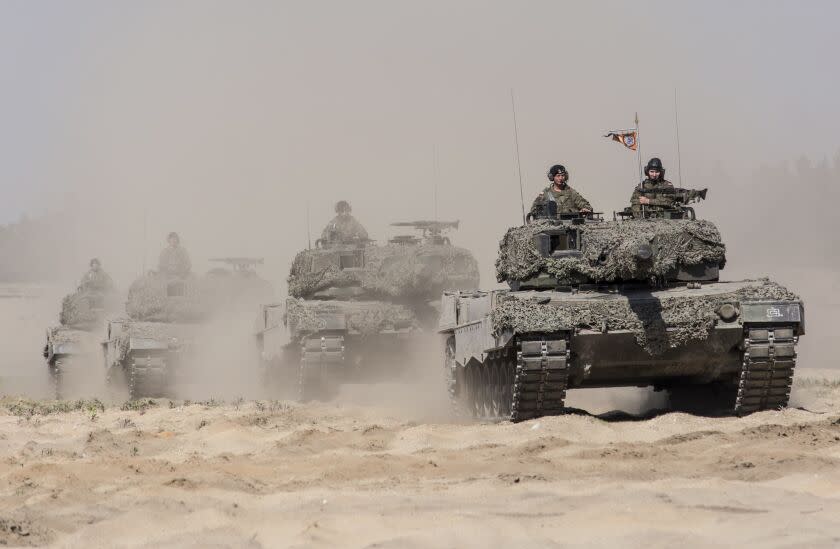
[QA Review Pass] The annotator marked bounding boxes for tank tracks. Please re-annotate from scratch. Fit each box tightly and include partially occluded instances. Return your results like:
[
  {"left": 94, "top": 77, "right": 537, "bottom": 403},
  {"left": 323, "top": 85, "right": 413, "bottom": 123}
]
[
  {"left": 450, "top": 333, "right": 570, "bottom": 422},
  {"left": 735, "top": 326, "right": 798, "bottom": 415},
  {"left": 125, "top": 351, "right": 169, "bottom": 399},
  {"left": 49, "top": 358, "right": 67, "bottom": 400},
  {"left": 299, "top": 335, "right": 344, "bottom": 401}
]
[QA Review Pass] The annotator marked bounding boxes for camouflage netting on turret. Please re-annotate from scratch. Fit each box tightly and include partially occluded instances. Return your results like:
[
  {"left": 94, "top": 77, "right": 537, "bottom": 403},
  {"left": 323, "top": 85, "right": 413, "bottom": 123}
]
[
  {"left": 288, "top": 244, "right": 479, "bottom": 299},
  {"left": 285, "top": 298, "right": 419, "bottom": 336},
  {"left": 496, "top": 219, "right": 726, "bottom": 285},
  {"left": 491, "top": 279, "right": 798, "bottom": 356},
  {"left": 59, "top": 292, "right": 100, "bottom": 327},
  {"left": 125, "top": 273, "right": 210, "bottom": 322}
]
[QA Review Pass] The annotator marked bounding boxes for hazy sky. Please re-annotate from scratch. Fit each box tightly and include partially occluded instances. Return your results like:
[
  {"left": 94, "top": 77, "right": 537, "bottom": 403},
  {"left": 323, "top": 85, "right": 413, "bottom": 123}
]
[{"left": 1, "top": 1, "right": 838, "bottom": 286}]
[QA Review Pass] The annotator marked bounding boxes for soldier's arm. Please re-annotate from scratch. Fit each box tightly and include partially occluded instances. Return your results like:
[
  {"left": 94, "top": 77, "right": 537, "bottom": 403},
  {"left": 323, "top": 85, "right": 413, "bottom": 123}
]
[
  {"left": 630, "top": 188, "right": 643, "bottom": 217},
  {"left": 573, "top": 190, "right": 592, "bottom": 211}
]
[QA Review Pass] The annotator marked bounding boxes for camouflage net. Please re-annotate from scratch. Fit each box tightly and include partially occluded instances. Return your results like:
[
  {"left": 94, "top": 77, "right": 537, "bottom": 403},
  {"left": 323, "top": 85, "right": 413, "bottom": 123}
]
[
  {"left": 496, "top": 219, "right": 726, "bottom": 285},
  {"left": 288, "top": 243, "right": 479, "bottom": 299},
  {"left": 491, "top": 279, "right": 798, "bottom": 356},
  {"left": 285, "top": 298, "right": 419, "bottom": 336},
  {"left": 59, "top": 292, "right": 100, "bottom": 327},
  {"left": 125, "top": 273, "right": 210, "bottom": 322},
  {"left": 47, "top": 326, "right": 90, "bottom": 347}
]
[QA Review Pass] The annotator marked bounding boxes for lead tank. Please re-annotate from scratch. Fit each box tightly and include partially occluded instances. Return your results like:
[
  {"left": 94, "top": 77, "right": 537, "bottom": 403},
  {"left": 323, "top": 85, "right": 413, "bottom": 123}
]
[
  {"left": 257, "top": 221, "right": 480, "bottom": 400},
  {"left": 440, "top": 194, "right": 804, "bottom": 421},
  {"left": 103, "top": 258, "right": 271, "bottom": 399}
]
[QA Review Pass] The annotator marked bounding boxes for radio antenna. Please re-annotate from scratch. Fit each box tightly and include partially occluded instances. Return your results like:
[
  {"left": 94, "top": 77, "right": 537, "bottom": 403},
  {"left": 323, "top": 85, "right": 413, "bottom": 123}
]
[
  {"left": 306, "top": 201, "right": 311, "bottom": 250},
  {"left": 511, "top": 89, "right": 526, "bottom": 224},
  {"left": 674, "top": 88, "right": 684, "bottom": 187},
  {"left": 433, "top": 144, "right": 439, "bottom": 223}
]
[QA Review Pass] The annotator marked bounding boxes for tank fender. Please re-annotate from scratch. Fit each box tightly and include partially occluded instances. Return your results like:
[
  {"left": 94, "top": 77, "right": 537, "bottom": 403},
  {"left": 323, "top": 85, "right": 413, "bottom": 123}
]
[{"left": 740, "top": 301, "right": 803, "bottom": 325}]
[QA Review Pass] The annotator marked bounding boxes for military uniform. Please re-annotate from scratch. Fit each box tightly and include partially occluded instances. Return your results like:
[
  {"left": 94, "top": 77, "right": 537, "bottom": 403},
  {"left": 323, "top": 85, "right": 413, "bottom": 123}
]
[
  {"left": 80, "top": 269, "right": 114, "bottom": 292},
  {"left": 630, "top": 178, "right": 676, "bottom": 218},
  {"left": 530, "top": 185, "right": 592, "bottom": 217},
  {"left": 158, "top": 245, "right": 192, "bottom": 276},
  {"left": 321, "top": 214, "right": 369, "bottom": 243}
]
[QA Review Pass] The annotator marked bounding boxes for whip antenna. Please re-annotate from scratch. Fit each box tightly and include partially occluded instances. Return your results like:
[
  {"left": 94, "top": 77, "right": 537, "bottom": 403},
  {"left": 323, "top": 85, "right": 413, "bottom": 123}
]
[
  {"left": 511, "top": 89, "right": 526, "bottom": 224},
  {"left": 306, "top": 201, "right": 311, "bottom": 250},
  {"left": 674, "top": 88, "right": 684, "bottom": 187}
]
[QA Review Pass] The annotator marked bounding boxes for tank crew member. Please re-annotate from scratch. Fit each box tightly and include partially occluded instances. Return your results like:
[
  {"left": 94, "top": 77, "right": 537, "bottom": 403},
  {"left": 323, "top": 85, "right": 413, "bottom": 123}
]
[
  {"left": 529, "top": 164, "right": 592, "bottom": 219},
  {"left": 630, "top": 157, "right": 676, "bottom": 218},
  {"left": 80, "top": 258, "right": 114, "bottom": 291},
  {"left": 321, "top": 200, "right": 369, "bottom": 244},
  {"left": 158, "top": 232, "right": 192, "bottom": 276}
]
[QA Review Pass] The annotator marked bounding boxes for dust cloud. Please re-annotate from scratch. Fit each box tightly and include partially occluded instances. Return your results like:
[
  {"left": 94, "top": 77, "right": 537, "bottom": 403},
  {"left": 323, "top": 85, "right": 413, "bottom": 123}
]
[{"left": 1, "top": 2, "right": 838, "bottom": 412}]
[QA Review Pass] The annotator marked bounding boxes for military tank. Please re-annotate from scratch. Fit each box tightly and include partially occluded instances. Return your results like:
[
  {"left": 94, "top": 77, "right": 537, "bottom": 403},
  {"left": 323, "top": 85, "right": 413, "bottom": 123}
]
[
  {"left": 43, "top": 284, "right": 119, "bottom": 398},
  {"left": 256, "top": 220, "right": 480, "bottom": 400},
  {"left": 440, "top": 193, "right": 804, "bottom": 421},
  {"left": 103, "top": 258, "right": 272, "bottom": 399}
]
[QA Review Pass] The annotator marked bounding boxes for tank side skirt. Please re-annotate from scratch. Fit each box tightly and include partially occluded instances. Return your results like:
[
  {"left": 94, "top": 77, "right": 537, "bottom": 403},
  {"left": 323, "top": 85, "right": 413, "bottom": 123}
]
[{"left": 735, "top": 325, "right": 798, "bottom": 415}]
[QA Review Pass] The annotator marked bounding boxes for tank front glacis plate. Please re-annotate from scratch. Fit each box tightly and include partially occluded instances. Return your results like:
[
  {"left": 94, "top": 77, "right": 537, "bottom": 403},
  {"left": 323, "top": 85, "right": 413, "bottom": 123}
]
[
  {"left": 491, "top": 279, "right": 800, "bottom": 356},
  {"left": 285, "top": 297, "right": 419, "bottom": 337}
]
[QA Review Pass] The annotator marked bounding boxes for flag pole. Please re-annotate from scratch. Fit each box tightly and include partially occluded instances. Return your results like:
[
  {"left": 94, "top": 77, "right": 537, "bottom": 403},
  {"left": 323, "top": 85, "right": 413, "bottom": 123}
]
[{"left": 635, "top": 112, "right": 643, "bottom": 182}]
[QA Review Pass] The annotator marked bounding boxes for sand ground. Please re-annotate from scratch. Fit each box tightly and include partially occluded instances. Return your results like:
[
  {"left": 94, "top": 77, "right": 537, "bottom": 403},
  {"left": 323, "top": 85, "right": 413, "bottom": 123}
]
[{"left": 1, "top": 371, "right": 840, "bottom": 548}]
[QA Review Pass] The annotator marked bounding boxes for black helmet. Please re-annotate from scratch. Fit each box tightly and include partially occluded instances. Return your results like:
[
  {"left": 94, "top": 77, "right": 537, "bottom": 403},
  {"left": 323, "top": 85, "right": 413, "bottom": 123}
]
[
  {"left": 335, "top": 200, "right": 351, "bottom": 214},
  {"left": 644, "top": 158, "right": 665, "bottom": 178},
  {"left": 547, "top": 164, "right": 569, "bottom": 181}
]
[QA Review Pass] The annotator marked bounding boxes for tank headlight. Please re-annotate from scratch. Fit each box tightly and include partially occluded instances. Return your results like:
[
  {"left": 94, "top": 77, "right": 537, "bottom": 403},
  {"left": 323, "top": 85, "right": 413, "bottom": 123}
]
[
  {"left": 716, "top": 303, "right": 739, "bottom": 321},
  {"left": 635, "top": 244, "right": 653, "bottom": 261}
]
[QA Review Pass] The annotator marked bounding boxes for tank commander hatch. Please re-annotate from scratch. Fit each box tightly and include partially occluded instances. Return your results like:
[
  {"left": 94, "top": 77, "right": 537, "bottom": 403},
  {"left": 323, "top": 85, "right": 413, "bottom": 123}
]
[
  {"left": 79, "top": 258, "right": 114, "bottom": 292},
  {"left": 529, "top": 164, "right": 592, "bottom": 219},
  {"left": 321, "top": 200, "right": 369, "bottom": 244},
  {"left": 158, "top": 231, "right": 192, "bottom": 277}
]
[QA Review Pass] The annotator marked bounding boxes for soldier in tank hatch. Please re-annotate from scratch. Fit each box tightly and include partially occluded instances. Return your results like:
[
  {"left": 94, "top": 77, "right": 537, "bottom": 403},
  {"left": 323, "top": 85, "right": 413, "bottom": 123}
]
[
  {"left": 630, "top": 157, "right": 676, "bottom": 218},
  {"left": 79, "top": 258, "right": 114, "bottom": 292},
  {"left": 158, "top": 232, "right": 192, "bottom": 277},
  {"left": 321, "top": 200, "right": 369, "bottom": 244},
  {"left": 529, "top": 164, "right": 592, "bottom": 219}
]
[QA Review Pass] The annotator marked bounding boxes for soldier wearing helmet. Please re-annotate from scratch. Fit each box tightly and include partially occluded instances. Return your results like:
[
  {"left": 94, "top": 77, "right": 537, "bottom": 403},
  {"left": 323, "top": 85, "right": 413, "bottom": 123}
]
[
  {"left": 630, "top": 158, "right": 676, "bottom": 218},
  {"left": 79, "top": 258, "right": 114, "bottom": 292},
  {"left": 529, "top": 164, "right": 592, "bottom": 219},
  {"left": 158, "top": 232, "right": 192, "bottom": 276},
  {"left": 321, "top": 201, "right": 369, "bottom": 244}
]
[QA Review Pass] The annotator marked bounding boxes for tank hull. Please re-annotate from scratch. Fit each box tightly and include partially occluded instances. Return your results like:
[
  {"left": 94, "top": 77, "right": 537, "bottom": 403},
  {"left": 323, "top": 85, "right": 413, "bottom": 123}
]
[
  {"left": 440, "top": 279, "right": 804, "bottom": 421},
  {"left": 257, "top": 298, "right": 424, "bottom": 399}
]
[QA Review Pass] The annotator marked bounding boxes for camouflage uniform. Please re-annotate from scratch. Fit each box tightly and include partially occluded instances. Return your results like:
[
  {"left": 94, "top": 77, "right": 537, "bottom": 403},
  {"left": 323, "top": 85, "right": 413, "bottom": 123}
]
[
  {"left": 321, "top": 214, "right": 369, "bottom": 244},
  {"left": 630, "top": 178, "right": 675, "bottom": 218},
  {"left": 80, "top": 269, "right": 114, "bottom": 292},
  {"left": 158, "top": 245, "right": 192, "bottom": 276},
  {"left": 530, "top": 185, "right": 592, "bottom": 217}
]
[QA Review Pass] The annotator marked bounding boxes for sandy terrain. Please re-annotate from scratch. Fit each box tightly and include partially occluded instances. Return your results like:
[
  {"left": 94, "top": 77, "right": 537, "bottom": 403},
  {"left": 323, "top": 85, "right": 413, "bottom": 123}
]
[{"left": 2, "top": 370, "right": 840, "bottom": 548}]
